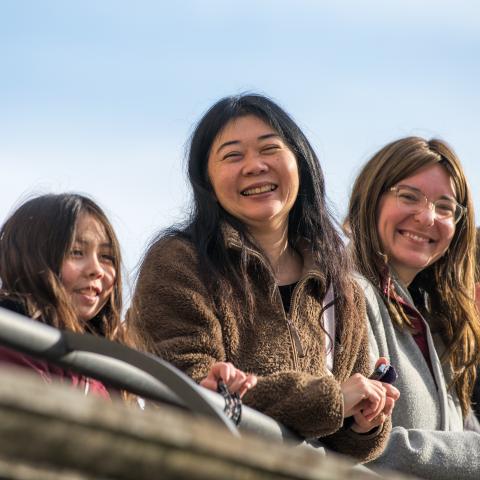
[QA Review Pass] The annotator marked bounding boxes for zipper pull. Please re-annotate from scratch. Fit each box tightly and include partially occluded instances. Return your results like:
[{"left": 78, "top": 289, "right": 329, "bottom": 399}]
[{"left": 288, "top": 318, "right": 305, "bottom": 358}]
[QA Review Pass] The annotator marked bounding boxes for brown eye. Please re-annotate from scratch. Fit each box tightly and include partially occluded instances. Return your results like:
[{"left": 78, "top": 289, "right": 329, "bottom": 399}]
[
  {"left": 261, "top": 145, "right": 281, "bottom": 154},
  {"left": 223, "top": 151, "right": 242, "bottom": 161},
  {"left": 397, "top": 190, "right": 420, "bottom": 204},
  {"left": 101, "top": 254, "right": 115, "bottom": 264}
]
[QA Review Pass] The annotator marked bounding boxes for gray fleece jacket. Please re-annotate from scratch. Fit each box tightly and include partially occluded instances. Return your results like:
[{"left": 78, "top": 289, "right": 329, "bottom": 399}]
[{"left": 356, "top": 275, "right": 480, "bottom": 479}]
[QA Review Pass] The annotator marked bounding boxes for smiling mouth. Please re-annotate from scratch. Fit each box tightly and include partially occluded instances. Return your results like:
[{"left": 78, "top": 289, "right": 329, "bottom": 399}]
[
  {"left": 241, "top": 184, "right": 277, "bottom": 196},
  {"left": 75, "top": 287, "right": 100, "bottom": 298},
  {"left": 399, "top": 230, "right": 434, "bottom": 244}
]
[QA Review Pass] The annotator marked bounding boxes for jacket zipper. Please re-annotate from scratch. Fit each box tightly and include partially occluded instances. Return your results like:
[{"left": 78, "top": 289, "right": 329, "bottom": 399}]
[
  {"left": 288, "top": 280, "right": 307, "bottom": 359},
  {"left": 231, "top": 240, "right": 309, "bottom": 367},
  {"left": 286, "top": 317, "right": 305, "bottom": 358},
  {"left": 275, "top": 280, "right": 308, "bottom": 370}
]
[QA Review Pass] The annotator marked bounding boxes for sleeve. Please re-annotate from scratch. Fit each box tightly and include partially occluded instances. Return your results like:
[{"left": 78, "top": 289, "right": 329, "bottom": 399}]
[{"left": 370, "top": 427, "right": 480, "bottom": 479}]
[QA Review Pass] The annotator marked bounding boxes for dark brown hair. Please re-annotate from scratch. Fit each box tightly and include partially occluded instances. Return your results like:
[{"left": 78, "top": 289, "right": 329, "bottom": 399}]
[
  {"left": 346, "top": 136, "right": 479, "bottom": 414},
  {"left": 0, "top": 193, "right": 138, "bottom": 347}
]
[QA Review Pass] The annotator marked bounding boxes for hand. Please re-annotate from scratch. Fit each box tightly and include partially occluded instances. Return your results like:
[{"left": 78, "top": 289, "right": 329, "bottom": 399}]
[
  {"left": 349, "top": 357, "right": 400, "bottom": 433},
  {"left": 351, "top": 391, "right": 397, "bottom": 433},
  {"left": 341, "top": 373, "right": 387, "bottom": 419},
  {"left": 200, "top": 362, "right": 257, "bottom": 398},
  {"left": 341, "top": 357, "right": 400, "bottom": 418}
]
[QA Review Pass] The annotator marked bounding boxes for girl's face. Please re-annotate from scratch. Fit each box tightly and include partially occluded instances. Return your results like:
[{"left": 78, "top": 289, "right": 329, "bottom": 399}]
[
  {"left": 207, "top": 115, "right": 299, "bottom": 234},
  {"left": 376, "top": 164, "right": 457, "bottom": 285},
  {"left": 60, "top": 213, "right": 116, "bottom": 323}
]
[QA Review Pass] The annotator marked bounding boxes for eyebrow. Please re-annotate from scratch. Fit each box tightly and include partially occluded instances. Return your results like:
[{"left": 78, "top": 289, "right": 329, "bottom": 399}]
[
  {"left": 397, "top": 184, "right": 456, "bottom": 201},
  {"left": 216, "top": 133, "right": 281, "bottom": 154},
  {"left": 73, "top": 238, "right": 113, "bottom": 249}
]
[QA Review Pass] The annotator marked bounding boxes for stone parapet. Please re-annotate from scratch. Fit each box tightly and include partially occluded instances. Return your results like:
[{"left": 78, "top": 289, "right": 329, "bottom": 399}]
[{"left": 0, "top": 368, "right": 415, "bottom": 480}]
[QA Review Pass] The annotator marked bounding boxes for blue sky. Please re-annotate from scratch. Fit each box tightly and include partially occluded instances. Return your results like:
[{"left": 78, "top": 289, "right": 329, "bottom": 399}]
[{"left": 1, "top": 0, "right": 479, "bottom": 296}]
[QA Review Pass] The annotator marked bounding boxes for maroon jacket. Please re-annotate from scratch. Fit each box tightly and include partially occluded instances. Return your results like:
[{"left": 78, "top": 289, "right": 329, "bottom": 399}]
[{"left": 0, "top": 298, "right": 110, "bottom": 400}]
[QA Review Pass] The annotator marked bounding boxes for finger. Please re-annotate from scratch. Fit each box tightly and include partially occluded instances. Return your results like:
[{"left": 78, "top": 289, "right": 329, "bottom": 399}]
[
  {"left": 363, "top": 383, "right": 386, "bottom": 419},
  {"left": 227, "top": 370, "right": 247, "bottom": 393},
  {"left": 246, "top": 374, "right": 257, "bottom": 388},
  {"left": 383, "top": 383, "right": 400, "bottom": 400},
  {"left": 382, "top": 397, "right": 395, "bottom": 417},
  {"left": 199, "top": 377, "right": 217, "bottom": 391},
  {"left": 220, "top": 362, "right": 235, "bottom": 383},
  {"left": 238, "top": 374, "right": 257, "bottom": 398}
]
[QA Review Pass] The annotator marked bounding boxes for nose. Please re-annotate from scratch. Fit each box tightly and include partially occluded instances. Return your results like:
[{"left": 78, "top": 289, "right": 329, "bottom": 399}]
[
  {"left": 86, "top": 254, "right": 105, "bottom": 279},
  {"left": 413, "top": 204, "right": 435, "bottom": 226},
  {"left": 242, "top": 151, "right": 268, "bottom": 176}
]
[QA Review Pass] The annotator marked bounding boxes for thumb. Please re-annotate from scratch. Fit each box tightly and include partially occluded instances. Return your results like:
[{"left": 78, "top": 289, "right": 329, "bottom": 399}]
[{"left": 375, "top": 357, "right": 389, "bottom": 369}]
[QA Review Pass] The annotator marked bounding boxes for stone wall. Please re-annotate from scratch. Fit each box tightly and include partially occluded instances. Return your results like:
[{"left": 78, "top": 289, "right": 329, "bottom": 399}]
[{"left": 0, "top": 368, "right": 414, "bottom": 480}]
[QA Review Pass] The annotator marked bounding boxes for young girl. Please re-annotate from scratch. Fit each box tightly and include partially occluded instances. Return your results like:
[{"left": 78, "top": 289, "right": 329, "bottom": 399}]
[{"left": 0, "top": 193, "right": 139, "bottom": 398}]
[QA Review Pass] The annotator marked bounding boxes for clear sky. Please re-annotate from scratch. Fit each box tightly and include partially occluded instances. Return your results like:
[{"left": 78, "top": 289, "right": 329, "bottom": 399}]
[{"left": 1, "top": 0, "right": 479, "bottom": 297}]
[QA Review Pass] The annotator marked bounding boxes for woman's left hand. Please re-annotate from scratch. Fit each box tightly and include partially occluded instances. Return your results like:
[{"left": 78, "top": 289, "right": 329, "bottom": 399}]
[{"left": 351, "top": 382, "right": 400, "bottom": 433}]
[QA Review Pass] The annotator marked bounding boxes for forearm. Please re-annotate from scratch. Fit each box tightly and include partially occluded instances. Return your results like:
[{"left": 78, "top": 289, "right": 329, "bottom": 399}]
[{"left": 243, "top": 371, "right": 344, "bottom": 439}]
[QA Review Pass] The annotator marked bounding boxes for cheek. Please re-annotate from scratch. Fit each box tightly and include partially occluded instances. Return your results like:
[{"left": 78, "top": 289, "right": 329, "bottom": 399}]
[
  {"left": 60, "top": 261, "right": 77, "bottom": 290},
  {"left": 439, "top": 225, "right": 456, "bottom": 250},
  {"left": 376, "top": 198, "right": 403, "bottom": 250},
  {"left": 103, "top": 267, "right": 116, "bottom": 292}
]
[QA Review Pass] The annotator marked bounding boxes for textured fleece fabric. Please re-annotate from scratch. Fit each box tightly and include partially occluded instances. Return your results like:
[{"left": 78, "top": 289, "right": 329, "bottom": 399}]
[
  {"left": 131, "top": 228, "right": 390, "bottom": 463},
  {"left": 356, "top": 275, "right": 480, "bottom": 479}
]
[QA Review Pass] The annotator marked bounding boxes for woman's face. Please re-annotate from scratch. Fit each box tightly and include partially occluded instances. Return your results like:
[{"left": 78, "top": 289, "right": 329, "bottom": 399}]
[
  {"left": 207, "top": 115, "right": 299, "bottom": 234},
  {"left": 377, "top": 163, "right": 457, "bottom": 285},
  {"left": 60, "top": 212, "right": 116, "bottom": 322}
]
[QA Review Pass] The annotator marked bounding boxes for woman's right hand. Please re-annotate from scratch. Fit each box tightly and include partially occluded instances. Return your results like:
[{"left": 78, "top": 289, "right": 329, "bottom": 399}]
[{"left": 200, "top": 362, "right": 257, "bottom": 398}]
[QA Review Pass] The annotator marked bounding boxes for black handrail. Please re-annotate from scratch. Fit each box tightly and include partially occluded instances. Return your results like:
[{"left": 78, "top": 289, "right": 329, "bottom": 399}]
[{"left": 0, "top": 307, "right": 302, "bottom": 443}]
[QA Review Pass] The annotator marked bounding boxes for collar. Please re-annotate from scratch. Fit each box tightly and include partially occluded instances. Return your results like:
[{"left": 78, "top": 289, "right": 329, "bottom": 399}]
[{"left": 221, "top": 222, "right": 324, "bottom": 283}]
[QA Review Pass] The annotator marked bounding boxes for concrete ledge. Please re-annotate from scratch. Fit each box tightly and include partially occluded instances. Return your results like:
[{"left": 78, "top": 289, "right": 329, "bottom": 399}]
[{"left": 0, "top": 368, "right": 414, "bottom": 480}]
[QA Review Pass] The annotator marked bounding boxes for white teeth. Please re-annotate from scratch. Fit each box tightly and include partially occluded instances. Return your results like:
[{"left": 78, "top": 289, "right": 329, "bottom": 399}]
[
  {"left": 402, "top": 231, "right": 430, "bottom": 243},
  {"left": 242, "top": 184, "right": 276, "bottom": 196},
  {"left": 78, "top": 287, "right": 98, "bottom": 296}
]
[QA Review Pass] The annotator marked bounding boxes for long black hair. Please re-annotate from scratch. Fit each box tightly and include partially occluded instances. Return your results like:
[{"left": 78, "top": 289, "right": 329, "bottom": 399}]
[
  {"left": 161, "top": 94, "right": 354, "bottom": 319},
  {"left": 0, "top": 193, "right": 138, "bottom": 347}
]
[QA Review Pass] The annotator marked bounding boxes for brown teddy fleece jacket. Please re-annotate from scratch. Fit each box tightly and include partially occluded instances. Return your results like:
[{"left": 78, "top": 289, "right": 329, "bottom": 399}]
[{"left": 130, "top": 228, "right": 390, "bottom": 462}]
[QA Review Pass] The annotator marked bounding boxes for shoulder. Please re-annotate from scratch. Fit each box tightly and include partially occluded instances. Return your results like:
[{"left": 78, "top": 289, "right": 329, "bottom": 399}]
[
  {"left": 135, "top": 234, "right": 205, "bottom": 294},
  {"left": 351, "top": 274, "right": 386, "bottom": 314},
  {"left": 0, "top": 295, "right": 28, "bottom": 317},
  {"left": 139, "top": 235, "right": 199, "bottom": 276},
  {"left": 145, "top": 234, "right": 197, "bottom": 262}
]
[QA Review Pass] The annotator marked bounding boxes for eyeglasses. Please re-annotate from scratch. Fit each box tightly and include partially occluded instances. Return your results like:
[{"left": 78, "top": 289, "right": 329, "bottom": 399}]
[{"left": 388, "top": 185, "right": 466, "bottom": 224}]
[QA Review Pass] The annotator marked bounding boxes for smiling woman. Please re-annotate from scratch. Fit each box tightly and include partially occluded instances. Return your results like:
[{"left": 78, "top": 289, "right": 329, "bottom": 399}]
[
  {"left": 0, "top": 193, "right": 143, "bottom": 398},
  {"left": 129, "top": 93, "right": 400, "bottom": 463},
  {"left": 346, "top": 136, "right": 480, "bottom": 479},
  {"left": 207, "top": 115, "right": 300, "bottom": 235}
]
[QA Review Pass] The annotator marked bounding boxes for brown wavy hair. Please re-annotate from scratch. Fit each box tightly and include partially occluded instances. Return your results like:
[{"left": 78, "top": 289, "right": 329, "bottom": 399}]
[
  {"left": 346, "top": 136, "right": 479, "bottom": 414},
  {"left": 0, "top": 193, "right": 140, "bottom": 349}
]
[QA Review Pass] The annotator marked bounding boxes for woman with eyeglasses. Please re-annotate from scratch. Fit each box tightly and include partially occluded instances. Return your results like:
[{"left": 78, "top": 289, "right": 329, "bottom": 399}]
[{"left": 345, "top": 136, "right": 480, "bottom": 479}]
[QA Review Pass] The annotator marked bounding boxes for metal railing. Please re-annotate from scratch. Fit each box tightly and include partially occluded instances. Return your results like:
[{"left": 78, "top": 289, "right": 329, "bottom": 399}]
[{"left": 0, "top": 306, "right": 305, "bottom": 445}]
